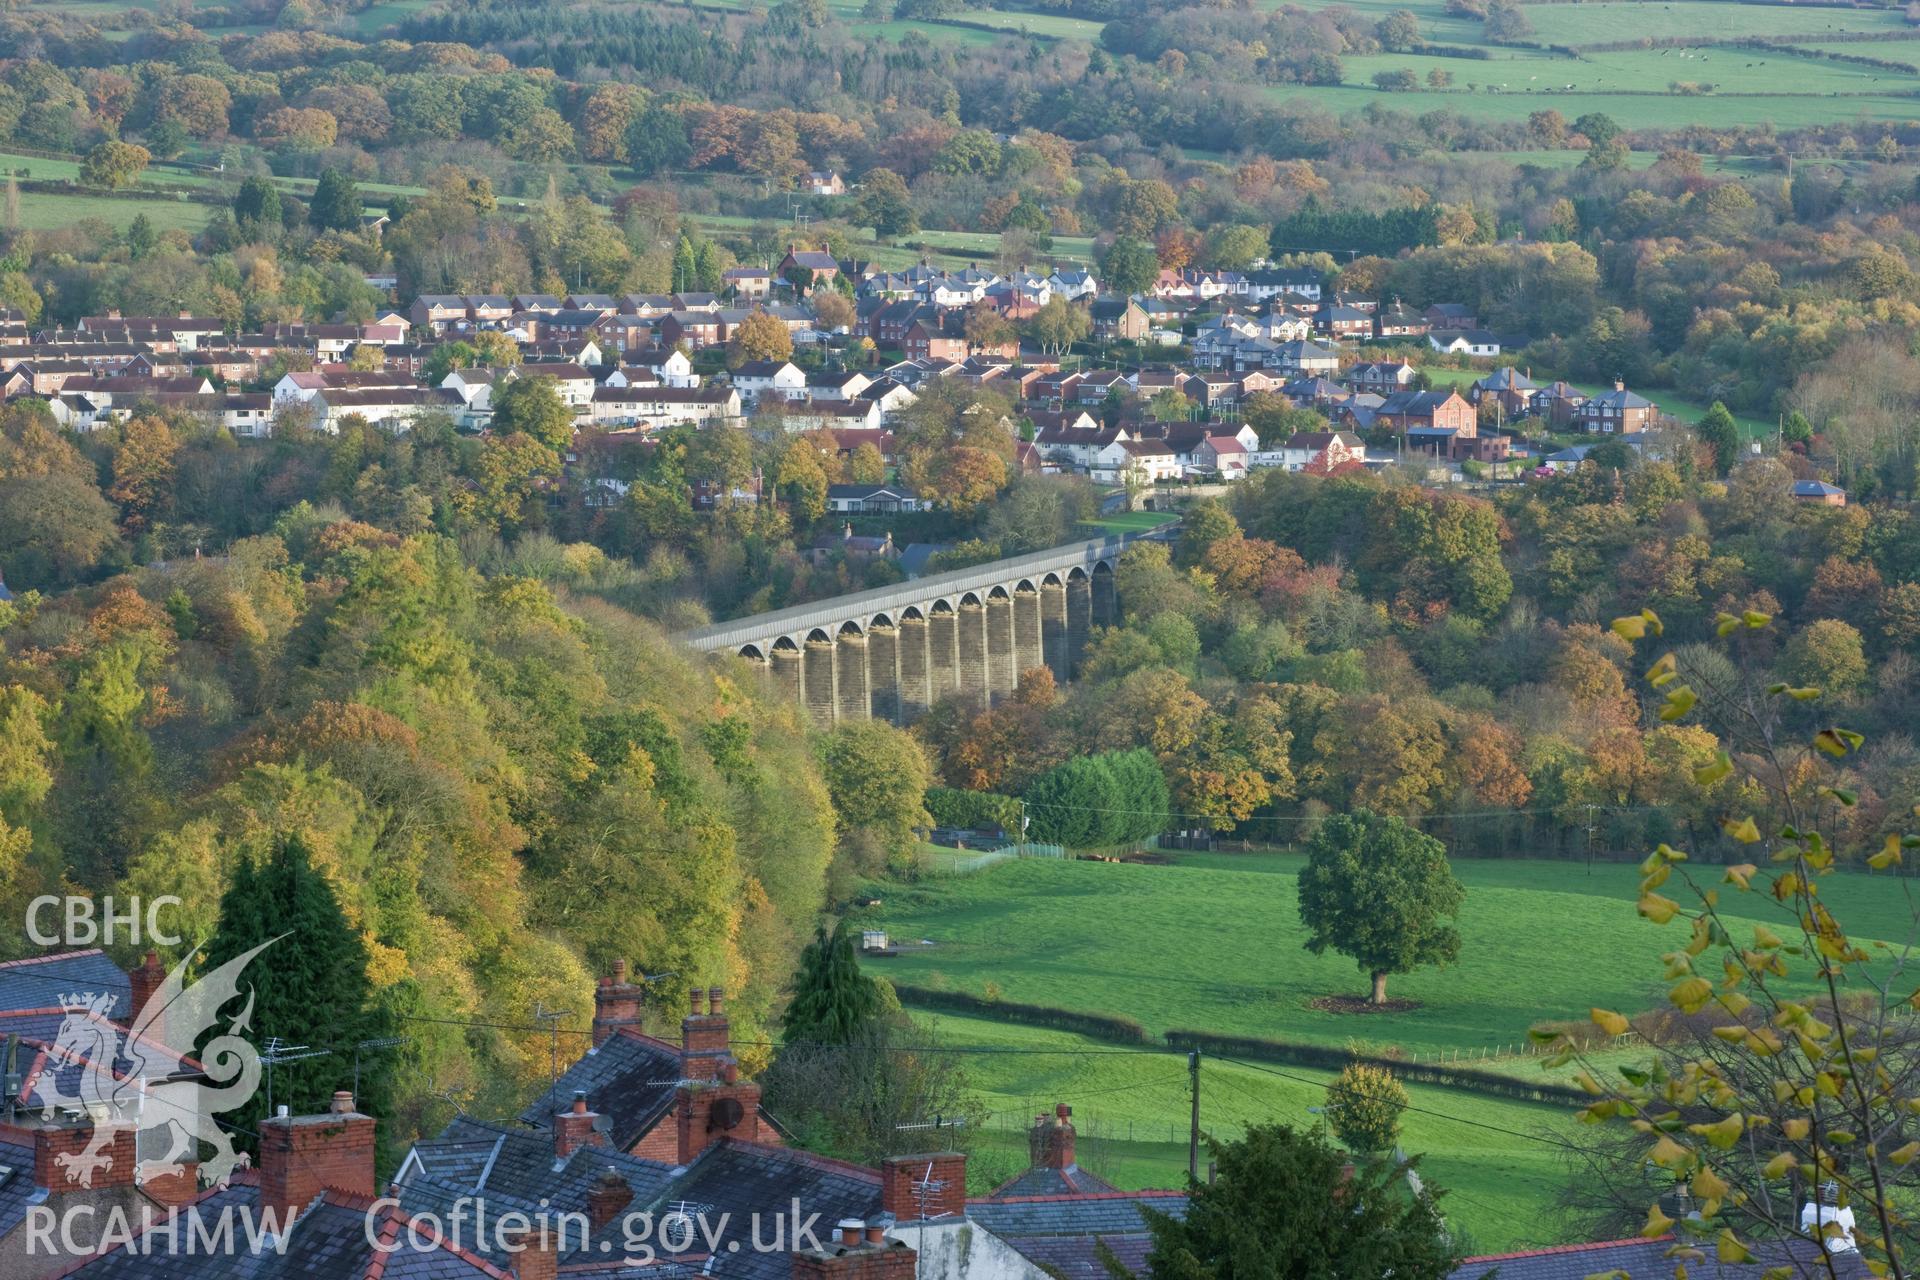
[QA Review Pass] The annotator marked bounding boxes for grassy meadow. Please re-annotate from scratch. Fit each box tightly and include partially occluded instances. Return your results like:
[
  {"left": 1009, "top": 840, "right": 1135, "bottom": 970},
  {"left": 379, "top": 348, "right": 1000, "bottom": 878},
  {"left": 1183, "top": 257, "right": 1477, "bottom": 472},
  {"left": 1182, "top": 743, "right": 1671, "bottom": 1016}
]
[
  {"left": 873, "top": 852, "right": 1920, "bottom": 1248},
  {"left": 865, "top": 851, "right": 1917, "bottom": 1059},
  {"left": 941, "top": 1012, "right": 1580, "bottom": 1253}
]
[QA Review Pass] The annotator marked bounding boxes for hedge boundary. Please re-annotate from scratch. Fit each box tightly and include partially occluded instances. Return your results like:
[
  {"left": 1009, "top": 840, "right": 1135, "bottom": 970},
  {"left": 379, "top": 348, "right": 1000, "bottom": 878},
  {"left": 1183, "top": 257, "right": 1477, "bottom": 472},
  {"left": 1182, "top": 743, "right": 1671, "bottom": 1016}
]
[
  {"left": 1162, "top": 1028, "right": 1588, "bottom": 1106},
  {"left": 894, "top": 985, "right": 1588, "bottom": 1106},
  {"left": 893, "top": 984, "right": 1151, "bottom": 1043}
]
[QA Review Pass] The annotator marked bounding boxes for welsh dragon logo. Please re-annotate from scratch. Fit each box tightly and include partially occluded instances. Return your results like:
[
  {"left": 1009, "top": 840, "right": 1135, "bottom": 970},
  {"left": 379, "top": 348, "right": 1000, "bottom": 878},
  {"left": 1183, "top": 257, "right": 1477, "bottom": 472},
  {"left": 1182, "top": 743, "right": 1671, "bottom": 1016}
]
[{"left": 42, "top": 939, "right": 279, "bottom": 1190}]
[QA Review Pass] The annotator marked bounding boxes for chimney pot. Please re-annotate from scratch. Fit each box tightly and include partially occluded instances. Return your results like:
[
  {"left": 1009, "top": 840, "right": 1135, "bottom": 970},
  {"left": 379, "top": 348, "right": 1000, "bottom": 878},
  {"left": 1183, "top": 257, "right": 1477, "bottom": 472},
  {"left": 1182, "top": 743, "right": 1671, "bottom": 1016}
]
[
  {"left": 689, "top": 989, "right": 705, "bottom": 1016},
  {"left": 612, "top": 959, "right": 628, "bottom": 982},
  {"left": 572, "top": 1092, "right": 589, "bottom": 1115},
  {"left": 838, "top": 1220, "right": 864, "bottom": 1248},
  {"left": 865, "top": 1222, "right": 888, "bottom": 1245},
  {"left": 707, "top": 986, "right": 725, "bottom": 1015},
  {"left": 331, "top": 1091, "right": 355, "bottom": 1114}
]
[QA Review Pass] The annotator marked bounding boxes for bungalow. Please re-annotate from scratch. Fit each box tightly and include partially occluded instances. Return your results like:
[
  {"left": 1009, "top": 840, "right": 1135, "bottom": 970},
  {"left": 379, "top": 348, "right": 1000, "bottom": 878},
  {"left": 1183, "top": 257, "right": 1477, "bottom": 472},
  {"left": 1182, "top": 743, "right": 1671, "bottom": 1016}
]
[
  {"left": 1576, "top": 381, "right": 1657, "bottom": 435},
  {"left": 827, "top": 483, "right": 927, "bottom": 513},
  {"left": 1428, "top": 330, "right": 1504, "bottom": 358},
  {"left": 730, "top": 359, "right": 807, "bottom": 404},
  {"left": 1793, "top": 479, "right": 1847, "bottom": 506}
]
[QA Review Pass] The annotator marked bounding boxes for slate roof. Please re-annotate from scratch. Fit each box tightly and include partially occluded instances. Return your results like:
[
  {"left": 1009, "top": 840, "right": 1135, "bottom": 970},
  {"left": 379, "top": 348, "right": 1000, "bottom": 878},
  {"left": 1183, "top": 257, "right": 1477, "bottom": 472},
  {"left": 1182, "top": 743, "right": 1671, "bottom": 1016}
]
[
  {"left": 0, "top": 950, "right": 129, "bottom": 1015},
  {"left": 1450, "top": 1234, "right": 1870, "bottom": 1280},
  {"left": 967, "top": 1190, "right": 1187, "bottom": 1238},
  {"left": 0, "top": 1137, "right": 38, "bottom": 1241},
  {"left": 603, "top": 1139, "right": 883, "bottom": 1278},
  {"left": 517, "top": 1029, "right": 682, "bottom": 1149},
  {"left": 987, "top": 1164, "right": 1119, "bottom": 1198},
  {"left": 970, "top": 1190, "right": 1187, "bottom": 1280},
  {"left": 66, "top": 1182, "right": 511, "bottom": 1278},
  {"left": 1794, "top": 480, "right": 1846, "bottom": 497}
]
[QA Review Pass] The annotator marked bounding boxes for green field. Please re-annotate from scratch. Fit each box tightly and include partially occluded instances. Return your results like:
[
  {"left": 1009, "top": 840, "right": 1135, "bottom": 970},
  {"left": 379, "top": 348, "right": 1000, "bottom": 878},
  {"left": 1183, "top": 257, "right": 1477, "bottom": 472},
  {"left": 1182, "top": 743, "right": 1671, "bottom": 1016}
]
[
  {"left": 865, "top": 852, "right": 1912, "bottom": 1060},
  {"left": 935, "top": 1012, "right": 1577, "bottom": 1253},
  {"left": 1079, "top": 511, "right": 1182, "bottom": 534},
  {"left": 872, "top": 853, "right": 1917, "bottom": 1247},
  {"left": 6, "top": 191, "right": 213, "bottom": 233}
]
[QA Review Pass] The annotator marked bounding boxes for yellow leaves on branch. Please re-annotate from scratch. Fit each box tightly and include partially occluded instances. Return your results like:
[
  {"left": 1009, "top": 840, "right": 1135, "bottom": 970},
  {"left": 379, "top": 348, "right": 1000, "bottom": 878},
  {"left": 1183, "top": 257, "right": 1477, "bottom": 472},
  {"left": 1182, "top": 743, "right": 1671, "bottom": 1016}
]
[
  {"left": 1611, "top": 609, "right": 1663, "bottom": 642},
  {"left": 1722, "top": 816, "right": 1762, "bottom": 844},
  {"left": 1591, "top": 1008, "right": 1631, "bottom": 1037},
  {"left": 1639, "top": 892, "right": 1682, "bottom": 924}
]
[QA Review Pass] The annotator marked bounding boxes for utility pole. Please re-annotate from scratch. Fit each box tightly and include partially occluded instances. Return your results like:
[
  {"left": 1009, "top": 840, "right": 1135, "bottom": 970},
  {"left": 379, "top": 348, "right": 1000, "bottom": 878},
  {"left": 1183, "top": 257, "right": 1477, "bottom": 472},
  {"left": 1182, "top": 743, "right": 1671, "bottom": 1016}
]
[{"left": 1187, "top": 1049, "right": 1201, "bottom": 1182}]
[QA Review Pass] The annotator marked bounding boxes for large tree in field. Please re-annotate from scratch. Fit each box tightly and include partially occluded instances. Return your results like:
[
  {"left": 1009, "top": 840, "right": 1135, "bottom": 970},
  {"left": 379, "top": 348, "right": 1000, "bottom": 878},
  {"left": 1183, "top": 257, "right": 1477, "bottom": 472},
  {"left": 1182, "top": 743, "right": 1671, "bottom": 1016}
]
[
  {"left": 1142, "top": 1124, "right": 1455, "bottom": 1280},
  {"left": 1296, "top": 810, "right": 1464, "bottom": 1004}
]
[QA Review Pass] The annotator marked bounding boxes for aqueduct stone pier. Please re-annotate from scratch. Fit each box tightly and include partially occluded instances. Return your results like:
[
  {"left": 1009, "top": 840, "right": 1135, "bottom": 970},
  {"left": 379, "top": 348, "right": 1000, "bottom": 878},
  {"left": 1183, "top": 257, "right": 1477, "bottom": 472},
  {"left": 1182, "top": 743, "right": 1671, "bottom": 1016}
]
[{"left": 680, "top": 533, "right": 1160, "bottom": 726}]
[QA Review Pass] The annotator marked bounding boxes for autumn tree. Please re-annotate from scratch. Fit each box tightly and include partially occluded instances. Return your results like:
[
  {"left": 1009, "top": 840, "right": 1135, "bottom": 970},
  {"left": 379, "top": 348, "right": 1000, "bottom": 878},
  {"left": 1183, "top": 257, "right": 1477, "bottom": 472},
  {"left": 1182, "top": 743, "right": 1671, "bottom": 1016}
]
[
  {"left": 1100, "top": 236, "right": 1160, "bottom": 295},
  {"left": 1327, "top": 1063, "right": 1409, "bottom": 1154},
  {"left": 491, "top": 376, "right": 574, "bottom": 453},
  {"left": 816, "top": 720, "right": 931, "bottom": 863},
  {"left": 776, "top": 437, "right": 830, "bottom": 523},
  {"left": 108, "top": 416, "right": 178, "bottom": 536},
  {"left": 854, "top": 168, "right": 917, "bottom": 239},
  {"left": 79, "top": 141, "right": 149, "bottom": 190},
  {"left": 1550, "top": 605, "right": 1920, "bottom": 1273},
  {"left": 1025, "top": 295, "right": 1090, "bottom": 356},
  {"left": 727, "top": 311, "right": 794, "bottom": 368},
  {"left": 1297, "top": 810, "right": 1464, "bottom": 1004}
]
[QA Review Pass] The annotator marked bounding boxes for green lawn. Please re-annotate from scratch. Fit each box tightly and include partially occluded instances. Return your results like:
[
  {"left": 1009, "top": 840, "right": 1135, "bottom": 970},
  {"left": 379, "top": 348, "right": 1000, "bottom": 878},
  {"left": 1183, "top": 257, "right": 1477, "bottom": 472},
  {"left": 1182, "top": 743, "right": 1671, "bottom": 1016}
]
[
  {"left": 1419, "top": 367, "right": 1774, "bottom": 439},
  {"left": 865, "top": 852, "right": 1916, "bottom": 1060},
  {"left": 927, "top": 1010, "right": 1580, "bottom": 1253}
]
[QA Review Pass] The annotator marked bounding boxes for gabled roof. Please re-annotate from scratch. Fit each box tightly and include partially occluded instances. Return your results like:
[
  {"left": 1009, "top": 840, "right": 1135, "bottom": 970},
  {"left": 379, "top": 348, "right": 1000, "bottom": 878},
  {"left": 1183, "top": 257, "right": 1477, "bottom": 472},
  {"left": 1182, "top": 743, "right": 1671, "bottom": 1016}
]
[
  {"left": 987, "top": 1164, "right": 1119, "bottom": 1198},
  {"left": 1794, "top": 480, "right": 1845, "bottom": 497},
  {"left": 969, "top": 1190, "right": 1189, "bottom": 1236},
  {"left": 517, "top": 1028, "right": 682, "bottom": 1150},
  {"left": 0, "top": 949, "right": 130, "bottom": 1015}
]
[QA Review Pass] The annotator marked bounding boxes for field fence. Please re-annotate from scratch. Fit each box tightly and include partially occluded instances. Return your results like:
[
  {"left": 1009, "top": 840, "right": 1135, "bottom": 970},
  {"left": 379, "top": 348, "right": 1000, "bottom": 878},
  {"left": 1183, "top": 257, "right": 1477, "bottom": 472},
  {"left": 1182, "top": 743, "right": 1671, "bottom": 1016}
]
[{"left": 920, "top": 842, "right": 1065, "bottom": 875}]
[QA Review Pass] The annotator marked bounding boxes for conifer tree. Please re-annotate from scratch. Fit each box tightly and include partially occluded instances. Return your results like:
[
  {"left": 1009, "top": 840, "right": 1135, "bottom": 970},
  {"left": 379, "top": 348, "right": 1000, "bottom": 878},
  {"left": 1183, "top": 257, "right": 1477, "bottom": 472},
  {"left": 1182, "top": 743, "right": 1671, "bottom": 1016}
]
[
  {"left": 202, "top": 835, "right": 393, "bottom": 1146},
  {"left": 780, "top": 923, "right": 883, "bottom": 1046}
]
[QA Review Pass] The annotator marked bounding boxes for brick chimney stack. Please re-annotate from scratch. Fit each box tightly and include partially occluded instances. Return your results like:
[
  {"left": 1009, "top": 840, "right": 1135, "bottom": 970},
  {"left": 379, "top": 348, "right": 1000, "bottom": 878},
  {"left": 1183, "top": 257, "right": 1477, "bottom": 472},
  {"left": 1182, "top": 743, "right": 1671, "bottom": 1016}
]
[
  {"left": 1030, "top": 1103, "right": 1076, "bottom": 1170},
  {"left": 593, "top": 959, "right": 643, "bottom": 1047},
  {"left": 34, "top": 1116, "right": 137, "bottom": 1190},
  {"left": 586, "top": 1167, "right": 634, "bottom": 1232},
  {"left": 128, "top": 951, "right": 167, "bottom": 1028},
  {"left": 259, "top": 1092, "right": 375, "bottom": 1231},
  {"left": 673, "top": 1058, "right": 762, "bottom": 1166},
  {"left": 881, "top": 1153, "right": 968, "bottom": 1221},
  {"left": 681, "top": 984, "right": 730, "bottom": 1078},
  {"left": 791, "top": 1220, "right": 916, "bottom": 1280},
  {"left": 555, "top": 1091, "right": 604, "bottom": 1161},
  {"left": 502, "top": 1223, "right": 561, "bottom": 1280}
]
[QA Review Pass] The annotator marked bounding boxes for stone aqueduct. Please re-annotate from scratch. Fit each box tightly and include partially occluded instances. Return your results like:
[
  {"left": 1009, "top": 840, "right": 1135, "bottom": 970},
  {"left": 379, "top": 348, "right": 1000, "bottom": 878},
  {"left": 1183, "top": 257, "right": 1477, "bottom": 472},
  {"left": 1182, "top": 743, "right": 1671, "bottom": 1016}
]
[{"left": 680, "top": 533, "right": 1162, "bottom": 726}]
